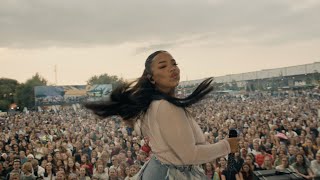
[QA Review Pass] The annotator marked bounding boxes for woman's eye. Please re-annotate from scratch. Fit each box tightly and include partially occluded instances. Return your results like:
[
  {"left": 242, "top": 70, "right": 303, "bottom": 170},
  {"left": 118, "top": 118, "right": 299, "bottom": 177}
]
[{"left": 159, "top": 66, "right": 166, "bottom": 69}]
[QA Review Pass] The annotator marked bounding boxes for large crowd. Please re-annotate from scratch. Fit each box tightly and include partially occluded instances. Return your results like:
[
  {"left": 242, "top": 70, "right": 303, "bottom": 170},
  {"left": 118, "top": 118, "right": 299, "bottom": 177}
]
[{"left": 0, "top": 89, "right": 320, "bottom": 180}]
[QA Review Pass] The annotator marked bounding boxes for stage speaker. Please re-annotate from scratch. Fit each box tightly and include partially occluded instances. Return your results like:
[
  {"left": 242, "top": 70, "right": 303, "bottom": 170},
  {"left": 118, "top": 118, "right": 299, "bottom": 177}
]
[{"left": 253, "top": 168, "right": 304, "bottom": 180}]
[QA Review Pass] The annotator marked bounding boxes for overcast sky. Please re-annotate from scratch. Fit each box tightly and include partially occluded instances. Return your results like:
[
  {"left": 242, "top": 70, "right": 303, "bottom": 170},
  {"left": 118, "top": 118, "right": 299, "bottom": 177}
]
[{"left": 1, "top": 0, "right": 320, "bottom": 85}]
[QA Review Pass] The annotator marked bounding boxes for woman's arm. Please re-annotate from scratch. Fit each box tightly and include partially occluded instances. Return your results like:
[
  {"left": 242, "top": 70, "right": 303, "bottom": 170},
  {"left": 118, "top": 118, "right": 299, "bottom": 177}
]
[
  {"left": 238, "top": 172, "right": 244, "bottom": 180},
  {"left": 156, "top": 100, "right": 231, "bottom": 165},
  {"left": 293, "top": 168, "right": 310, "bottom": 179},
  {"left": 307, "top": 168, "right": 315, "bottom": 179},
  {"left": 235, "top": 173, "right": 240, "bottom": 180},
  {"left": 221, "top": 174, "right": 226, "bottom": 180}
]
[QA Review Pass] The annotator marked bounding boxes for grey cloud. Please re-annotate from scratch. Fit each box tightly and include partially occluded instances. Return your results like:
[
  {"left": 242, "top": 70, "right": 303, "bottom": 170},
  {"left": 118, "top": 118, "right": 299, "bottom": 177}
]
[{"left": 0, "top": 0, "right": 319, "bottom": 48}]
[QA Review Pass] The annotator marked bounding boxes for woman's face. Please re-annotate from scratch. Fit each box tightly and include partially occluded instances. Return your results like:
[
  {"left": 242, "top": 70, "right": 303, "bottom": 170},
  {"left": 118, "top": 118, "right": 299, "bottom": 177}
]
[
  {"left": 281, "top": 157, "right": 288, "bottom": 166},
  {"left": 264, "top": 157, "right": 271, "bottom": 165},
  {"left": 150, "top": 52, "right": 180, "bottom": 94},
  {"left": 56, "top": 160, "right": 62, "bottom": 166},
  {"left": 46, "top": 163, "right": 52, "bottom": 171},
  {"left": 61, "top": 153, "right": 68, "bottom": 160},
  {"left": 245, "top": 156, "right": 253, "bottom": 164},
  {"left": 98, "top": 165, "right": 104, "bottom": 173},
  {"left": 109, "top": 169, "right": 117, "bottom": 177},
  {"left": 22, "top": 141, "right": 27, "bottom": 147},
  {"left": 296, "top": 154, "right": 304, "bottom": 163},
  {"left": 219, "top": 158, "right": 226, "bottom": 166},
  {"left": 47, "top": 155, "right": 53, "bottom": 162},
  {"left": 79, "top": 168, "right": 86, "bottom": 176},
  {"left": 41, "top": 160, "right": 47, "bottom": 168},
  {"left": 81, "top": 155, "right": 87, "bottom": 163},
  {"left": 129, "top": 167, "right": 138, "bottom": 177},
  {"left": 205, "top": 163, "right": 212, "bottom": 170},
  {"left": 125, "top": 167, "right": 130, "bottom": 176},
  {"left": 127, "top": 151, "right": 132, "bottom": 158},
  {"left": 243, "top": 164, "right": 250, "bottom": 172},
  {"left": 68, "top": 160, "right": 74, "bottom": 168},
  {"left": 92, "top": 151, "right": 97, "bottom": 157},
  {"left": 126, "top": 141, "right": 131, "bottom": 147}
]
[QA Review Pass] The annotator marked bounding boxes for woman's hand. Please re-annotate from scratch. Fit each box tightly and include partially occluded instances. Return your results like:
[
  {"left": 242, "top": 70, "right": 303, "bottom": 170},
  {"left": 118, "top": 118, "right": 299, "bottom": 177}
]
[{"left": 227, "top": 138, "right": 240, "bottom": 153}]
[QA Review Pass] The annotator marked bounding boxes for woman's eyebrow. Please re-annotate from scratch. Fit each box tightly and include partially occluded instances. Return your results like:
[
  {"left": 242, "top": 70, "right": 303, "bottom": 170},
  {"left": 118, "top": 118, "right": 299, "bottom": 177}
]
[
  {"left": 158, "top": 59, "right": 175, "bottom": 64},
  {"left": 158, "top": 60, "right": 166, "bottom": 64}
]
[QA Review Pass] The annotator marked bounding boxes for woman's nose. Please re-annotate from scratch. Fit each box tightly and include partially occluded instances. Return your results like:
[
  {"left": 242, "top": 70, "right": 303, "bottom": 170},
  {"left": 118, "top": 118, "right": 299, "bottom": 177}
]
[{"left": 170, "top": 65, "right": 178, "bottom": 72}]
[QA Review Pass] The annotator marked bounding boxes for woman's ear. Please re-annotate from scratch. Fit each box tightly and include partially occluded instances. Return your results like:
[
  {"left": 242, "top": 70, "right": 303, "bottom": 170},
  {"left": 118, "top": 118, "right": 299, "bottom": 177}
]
[{"left": 147, "top": 75, "right": 155, "bottom": 84}]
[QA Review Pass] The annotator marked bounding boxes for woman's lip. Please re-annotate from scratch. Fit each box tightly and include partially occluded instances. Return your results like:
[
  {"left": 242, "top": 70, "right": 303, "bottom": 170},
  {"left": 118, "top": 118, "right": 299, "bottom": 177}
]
[
  {"left": 170, "top": 73, "right": 179, "bottom": 78},
  {"left": 171, "top": 75, "right": 178, "bottom": 78}
]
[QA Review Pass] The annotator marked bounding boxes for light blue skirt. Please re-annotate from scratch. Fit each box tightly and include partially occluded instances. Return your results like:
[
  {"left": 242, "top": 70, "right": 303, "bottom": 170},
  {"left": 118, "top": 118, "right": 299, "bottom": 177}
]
[{"left": 134, "top": 156, "right": 207, "bottom": 180}]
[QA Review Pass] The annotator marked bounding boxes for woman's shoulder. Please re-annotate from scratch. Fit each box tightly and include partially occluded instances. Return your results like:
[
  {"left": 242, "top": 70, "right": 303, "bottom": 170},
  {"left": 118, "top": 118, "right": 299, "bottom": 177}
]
[{"left": 151, "top": 99, "right": 170, "bottom": 106}]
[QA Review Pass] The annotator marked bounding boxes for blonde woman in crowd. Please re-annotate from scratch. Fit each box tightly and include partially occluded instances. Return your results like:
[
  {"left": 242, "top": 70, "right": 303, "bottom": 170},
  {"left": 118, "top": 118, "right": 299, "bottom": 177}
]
[{"left": 21, "top": 162, "right": 36, "bottom": 179}]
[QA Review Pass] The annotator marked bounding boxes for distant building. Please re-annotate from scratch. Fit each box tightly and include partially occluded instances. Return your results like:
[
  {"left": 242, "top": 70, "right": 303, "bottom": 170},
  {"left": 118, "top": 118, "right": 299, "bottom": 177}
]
[{"left": 179, "top": 62, "right": 320, "bottom": 91}]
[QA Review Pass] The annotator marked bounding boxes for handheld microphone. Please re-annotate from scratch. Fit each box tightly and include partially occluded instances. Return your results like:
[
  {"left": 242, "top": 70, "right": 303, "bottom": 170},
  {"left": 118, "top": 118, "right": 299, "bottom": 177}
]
[{"left": 226, "top": 129, "right": 238, "bottom": 179}]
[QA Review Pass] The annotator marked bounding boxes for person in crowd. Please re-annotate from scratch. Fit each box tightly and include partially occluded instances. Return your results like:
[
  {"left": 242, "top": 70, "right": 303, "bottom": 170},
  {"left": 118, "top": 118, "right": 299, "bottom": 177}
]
[
  {"left": 260, "top": 156, "right": 273, "bottom": 170},
  {"left": 275, "top": 156, "right": 290, "bottom": 171},
  {"left": 55, "top": 170, "right": 66, "bottom": 180},
  {"left": 21, "top": 162, "right": 36, "bottom": 179},
  {"left": 43, "top": 162, "right": 56, "bottom": 180},
  {"left": 31, "top": 159, "right": 45, "bottom": 179},
  {"left": 249, "top": 142, "right": 261, "bottom": 156},
  {"left": 93, "top": 164, "right": 109, "bottom": 180},
  {"left": 124, "top": 164, "right": 139, "bottom": 180},
  {"left": 108, "top": 167, "right": 119, "bottom": 180},
  {"left": 238, "top": 163, "right": 253, "bottom": 180},
  {"left": 245, "top": 155, "right": 260, "bottom": 171},
  {"left": 7, "top": 159, "right": 23, "bottom": 180},
  {"left": 65, "top": 158, "right": 77, "bottom": 177},
  {"left": 110, "top": 155, "right": 120, "bottom": 170},
  {"left": 291, "top": 153, "right": 315, "bottom": 179},
  {"left": 255, "top": 145, "right": 272, "bottom": 168},
  {"left": 203, "top": 162, "right": 215, "bottom": 179},
  {"left": 19, "top": 151, "right": 28, "bottom": 165},
  {"left": 80, "top": 154, "right": 93, "bottom": 177},
  {"left": 140, "top": 137, "right": 151, "bottom": 156},
  {"left": 78, "top": 167, "right": 90, "bottom": 180},
  {"left": 310, "top": 150, "right": 320, "bottom": 178},
  {"left": 214, "top": 157, "right": 227, "bottom": 180},
  {"left": 234, "top": 151, "right": 244, "bottom": 172}
]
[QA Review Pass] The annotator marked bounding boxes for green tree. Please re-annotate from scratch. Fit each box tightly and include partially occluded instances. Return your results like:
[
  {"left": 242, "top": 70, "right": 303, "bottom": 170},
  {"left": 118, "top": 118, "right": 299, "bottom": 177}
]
[
  {"left": 0, "top": 78, "right": 19, "bottom": 111},
  {"left": 87, "top": 73, "right": 124, "bottom": 88},
  {"left": 16, "top": 73, "right": 47, "bottom": 109}
]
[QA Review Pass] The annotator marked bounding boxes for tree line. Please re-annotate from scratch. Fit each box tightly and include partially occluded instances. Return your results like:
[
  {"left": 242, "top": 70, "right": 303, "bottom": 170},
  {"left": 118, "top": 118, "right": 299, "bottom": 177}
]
[{"left": 0, "top": 73, "right": 124, "bottom": 111}]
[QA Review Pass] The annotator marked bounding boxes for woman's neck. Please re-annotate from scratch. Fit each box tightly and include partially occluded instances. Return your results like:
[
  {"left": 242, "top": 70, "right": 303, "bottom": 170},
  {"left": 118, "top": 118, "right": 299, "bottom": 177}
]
[{"left": 156, "top": 88, "right": 175, "bottom": 97}]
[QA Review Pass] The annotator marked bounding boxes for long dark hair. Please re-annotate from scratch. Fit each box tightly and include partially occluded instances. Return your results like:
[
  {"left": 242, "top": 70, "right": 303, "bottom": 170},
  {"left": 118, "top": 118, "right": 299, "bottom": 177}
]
[
  {"left": 84, "top": 50, "right": 214, "bottom": 124},
  {"left": 241, "top": 163, "right": 253, "bottom": 180}
]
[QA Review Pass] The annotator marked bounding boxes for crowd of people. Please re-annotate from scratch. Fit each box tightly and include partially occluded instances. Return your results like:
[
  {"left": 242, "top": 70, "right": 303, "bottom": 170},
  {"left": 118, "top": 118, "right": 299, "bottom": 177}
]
[{"left": 0, "top": 88, "right": 320, "bottom": 180}]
